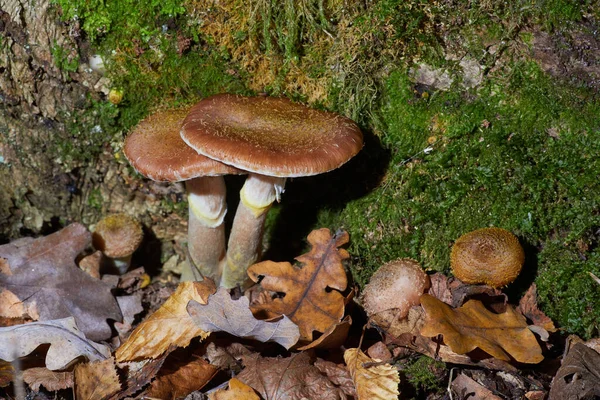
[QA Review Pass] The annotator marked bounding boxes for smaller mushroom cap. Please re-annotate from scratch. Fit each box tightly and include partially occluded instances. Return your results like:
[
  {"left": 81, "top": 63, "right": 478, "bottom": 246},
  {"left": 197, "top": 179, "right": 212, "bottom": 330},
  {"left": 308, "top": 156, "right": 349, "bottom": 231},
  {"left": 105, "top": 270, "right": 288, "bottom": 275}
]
[
  {"left": 92, "top": 214, "right": 143, "bottom": 258},
  {"left": 362, "top": 258, "right": 430, "bottom": 320},
  {"left": 181, "top": 94, "right": 364, "bottom": 177},
  {"left": 451, "top": 227, "right": 525, "bottom": 287},
  {"left": 124, "top": 108, "right": 242, "bottom": 182}
]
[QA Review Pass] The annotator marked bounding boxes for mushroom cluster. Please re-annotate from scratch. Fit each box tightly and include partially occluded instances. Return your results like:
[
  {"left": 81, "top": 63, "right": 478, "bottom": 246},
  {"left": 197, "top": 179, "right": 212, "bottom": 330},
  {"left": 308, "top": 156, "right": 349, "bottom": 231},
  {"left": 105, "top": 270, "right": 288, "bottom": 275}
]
[{"left": 124, "top": 95, "right": 364, "bottom": 288}]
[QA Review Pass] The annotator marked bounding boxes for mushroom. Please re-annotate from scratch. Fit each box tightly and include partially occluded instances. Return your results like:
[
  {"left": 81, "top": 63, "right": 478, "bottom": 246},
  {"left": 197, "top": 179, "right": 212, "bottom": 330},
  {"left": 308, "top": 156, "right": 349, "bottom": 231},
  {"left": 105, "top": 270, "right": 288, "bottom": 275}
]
[
  {"left": 181, "top": 94, "right": 363, "bottom": 288},
  {"left": 361, "top": 258, "right": 430, "bottom": 320},
  {"left": 92, "top": 213, "right": 143, "bottom": 274},
  {"left": 450, "top": 227, "right": 525, "bottom": 287},
  {"left": 123, "top": 108, "right": 243, "bottom": 282}
]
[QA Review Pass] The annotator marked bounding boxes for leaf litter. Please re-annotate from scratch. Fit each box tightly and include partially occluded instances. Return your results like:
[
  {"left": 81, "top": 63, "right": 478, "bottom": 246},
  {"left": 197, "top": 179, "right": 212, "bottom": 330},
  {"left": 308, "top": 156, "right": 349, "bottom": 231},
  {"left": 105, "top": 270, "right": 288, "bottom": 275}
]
[{"left": 1, "top": 225, "right": 598, "bottom": 399}]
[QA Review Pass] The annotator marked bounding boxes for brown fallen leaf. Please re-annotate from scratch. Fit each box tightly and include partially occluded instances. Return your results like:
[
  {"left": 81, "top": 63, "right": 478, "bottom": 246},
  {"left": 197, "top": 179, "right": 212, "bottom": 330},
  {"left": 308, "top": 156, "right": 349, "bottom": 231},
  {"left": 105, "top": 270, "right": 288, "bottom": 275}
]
[
  {"left": 344, "top": 348, "right": 400, "bottom": 400},
  {"left": 74, "top": 357, "right": 121, "bottom": 400},
  {"left": 206, "top": 342, "right": 252, "bottom": 372},
  {"left": 314, "top": 358, "right": 357, "bottom": 398},
  {"left": 0, "top": 288, "right": 38, "bottom": 321},
  {"left": 367, "top": 342, "right": 392, "bottom": 361},
  {"left": 248, "top": 229, "right": 349, "bottom": 341},
  {"left": 22, "top": 368, "right": 74, "bottom": 392},
  {"left": 549, "top": 343, "right": 600, "bottom": 400},
  {"left": 0, "top": 224, "right": 122, "bottom": 341},
  {"left": 451, "top": 373, "right": 503, "bottom": 400},
  {"left": 146, "top": 355, "right": 219, "bottom": 400},
  {"left": 116, "top": 280, "right": 215, "bottom": 361},
  {"left": 0, "top": 361, "right": 14, "bottom": 387},
  {"left": 237, "top": 352, "right": 345, "bottom": 400},
  {"left": 113, "top": 349, "right": 171, "bottom": 400},
  {"left": 517, "top": 283, "right": 556, "bottom": 333},
  {"left": 297, "top": 315, "right": 352, "bottom": 351},
  {"left": 0, "top": 317, "right": 111, "bottom": 370},
  {"left": 209, "top": 378, "right": 260, "bottom": 400},
  {"left": 420, "top": 294, "right": 544, "bottom": 363},
  {"left": 187, "top": 288, "right": 300, "bottom": 349}
]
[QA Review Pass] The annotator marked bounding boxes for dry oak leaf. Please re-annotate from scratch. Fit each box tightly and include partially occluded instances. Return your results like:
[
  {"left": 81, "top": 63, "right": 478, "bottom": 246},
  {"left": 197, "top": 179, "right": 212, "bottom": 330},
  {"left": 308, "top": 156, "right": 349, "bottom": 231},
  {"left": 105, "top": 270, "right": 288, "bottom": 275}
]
[
  {"left": 314, "top": 358, "right": 357, "bottom": 398},
  {"left": 116, "top": 280, "right": 215, "bottom": 361},
  {"left": 451, "top": 373, "right": 502, "bottom": 400},
  {"left": 344, "top": 348, "right": 400, "bottom": 400},
  {"left": 0, "top": 223, "right": 122, "bottom": 341},
  {"left": 248, "top": 228, "right": 349, "bottom": 341},
  {"left": 187, "top": 287, "right": 300, "bottom": 349},
  {"left": 548, "top": 343, "right": 600, "bottom": 400},
  {"left": 209, "top": 378, "right": 260, "bottom": 400},
  {"left": 113, "top": 350, "right": 171, "bottom": 400},
  {"left": 517, "top": 283, "right": 556, "bottom": 333},
  {"left": 420, "top": 294, "right": 544, "bottom": 363},
  {"left": 74, "top": 357, "right": 121, "bottom": 400},
  {"left": 22, "top": 368, "right": 74, "bottom": 392},
  {"left": 237, "top": 352, "right": 346, "bottom": 400},
  {"left": 0, "top": 360, "right": 14, "bottom": 387},
  {"left": 297, "top": 315, "right": 352, "bottom": 351},
  {"left": 145, "top": 356, "right": 219, "bottom": 400},
  {"left": 0, "top": 317, "right": 111, "bottom": 370},
  {"left": 206, "top": 342, "right": 252, "bottom": 372}
]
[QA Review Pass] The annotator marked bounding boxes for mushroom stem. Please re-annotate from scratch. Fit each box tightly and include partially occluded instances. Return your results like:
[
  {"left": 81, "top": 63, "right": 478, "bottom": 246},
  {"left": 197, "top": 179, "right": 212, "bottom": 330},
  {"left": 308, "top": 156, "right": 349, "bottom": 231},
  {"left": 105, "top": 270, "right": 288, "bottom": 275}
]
[
  {"left": 183, "top": 176, "right": 227, "bottom": 282},
  {"left": 113, "top": 255, "right": 133, "bottom": 274},
  {"left": 221, "top": 174, "right": 286, "bottom": 288}
]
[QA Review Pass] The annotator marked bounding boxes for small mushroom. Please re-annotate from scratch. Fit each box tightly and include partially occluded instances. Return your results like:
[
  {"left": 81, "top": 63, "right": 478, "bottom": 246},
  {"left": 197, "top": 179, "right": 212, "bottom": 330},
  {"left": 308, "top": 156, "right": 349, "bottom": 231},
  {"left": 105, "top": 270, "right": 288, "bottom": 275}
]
[
  {"left": 92, "top": 214, "right": 143, "bottom": 274},
  {"left": 123, "top": 108, "right": 243, "bottom": 282},
  {"left": 450, "top": 227, "right": 525, "bottom": 287},
  {"left": 361, "top": 258, "right": 430, "bottom": 320},
  {"left": 181, "top": 94, "right": 364, "bottom": 288}
]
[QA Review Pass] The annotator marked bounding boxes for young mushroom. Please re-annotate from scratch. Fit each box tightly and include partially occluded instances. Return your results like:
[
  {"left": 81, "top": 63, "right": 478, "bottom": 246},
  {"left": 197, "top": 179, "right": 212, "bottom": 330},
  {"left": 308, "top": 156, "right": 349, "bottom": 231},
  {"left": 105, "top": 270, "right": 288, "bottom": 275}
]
[
  {"left": 361, "top": 258, "right": 431, "bottom": 321},
  {"left": 181, "top": 94, "right": 363, "bottom": 288},
  {"left": 450, "top": 227, "right": 525, "bottom": 287},
  {"left": 124, "top": 108, "right": 243, "bottom": 282},
  {"left": 92, "top": 213, "right": 143, "bottom": 274}
]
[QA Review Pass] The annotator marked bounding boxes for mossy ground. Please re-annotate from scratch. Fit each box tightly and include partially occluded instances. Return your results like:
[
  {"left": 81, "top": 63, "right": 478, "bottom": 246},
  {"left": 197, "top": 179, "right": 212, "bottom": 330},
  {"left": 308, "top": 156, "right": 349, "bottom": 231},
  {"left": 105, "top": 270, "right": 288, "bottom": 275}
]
[{"left": 53, "top": 0, "right": 600, "bottom": 338}]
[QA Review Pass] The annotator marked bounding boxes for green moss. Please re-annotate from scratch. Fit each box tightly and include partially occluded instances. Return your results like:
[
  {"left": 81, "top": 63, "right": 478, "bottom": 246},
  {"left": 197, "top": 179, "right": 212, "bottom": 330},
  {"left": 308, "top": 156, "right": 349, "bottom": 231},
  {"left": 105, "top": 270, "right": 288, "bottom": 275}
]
[
  {"left": 403, "top": 356, "right": 446, "bottom": 395},
  {"left": 319, "top": 62, "right": 600, "bottom": 337},
  {"left": 87, "top": 188, "right": 103, "bottom": 211},
  {"left": 51, "top": 41, "right": 80, "bottom": 72}
]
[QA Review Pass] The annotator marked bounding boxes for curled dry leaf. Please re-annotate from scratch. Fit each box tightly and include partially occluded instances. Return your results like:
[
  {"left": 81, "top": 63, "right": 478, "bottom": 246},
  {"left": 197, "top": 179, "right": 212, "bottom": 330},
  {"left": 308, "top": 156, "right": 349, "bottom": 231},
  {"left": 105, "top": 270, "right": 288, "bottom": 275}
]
[
  {"left": 206, "top": 342, "right": 252, "bottom": 372},
  {"left": 74, "top": 357, "right": 121, "bottom": 400},
  {"left": 22, "top": 368, "right": 74, "bottom": 392},
  {"left": 146, "top": 356, "right": 219, "bottom": 400},
  {"left": 517, "top": 283, "right": 556, "bottom": 333},
  {"left": 209, "top": 378, "right": 260, "bottom": 400},
  {"left": 451, "top": 373, "right": 503, "bottom": 400},
  {"left": 237, "top": 352, "right": 345, "bottom": 400},
  {"left": 344, "top": 348, "right": 400, "bottom": 400},
  {"left": 420, "top": 294, "right": 544, "bottom": 363},
  {"left": 187, "top": 288, "right": 300, "bottom": 349},
  {"left": 116, "top": 280, "right": 215, "bottom": 361},
  {"left": 248, "top": 229, "right": 349, "bottom": 341},
  {"left": 115, "top": 349, "right": 171, "bottom": 400},
  {"left": 297, "top": 315, "right": 352, "bottom": 351},
  {"left": 548, "top": 343, "right": 600, "bottom": 400},
  {"left": 0, "top": 223, "right": 122, "bottom": 341},
  {"left": 0, "top": 317, "right": 110, "bottom": 370},
  {"left": 314, "top": 358, "right": 357, "bottom": 398}
]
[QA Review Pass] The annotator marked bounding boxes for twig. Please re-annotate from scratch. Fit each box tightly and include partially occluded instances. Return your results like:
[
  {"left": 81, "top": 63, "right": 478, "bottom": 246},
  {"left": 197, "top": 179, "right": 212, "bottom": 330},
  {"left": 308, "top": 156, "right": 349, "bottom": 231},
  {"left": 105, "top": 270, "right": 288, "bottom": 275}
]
[
  {"left": 589, "top": 272, "right": 600, "bottom": 286},
  {"left": 447, "top": 367, "right": 457, "bottom": 400}
]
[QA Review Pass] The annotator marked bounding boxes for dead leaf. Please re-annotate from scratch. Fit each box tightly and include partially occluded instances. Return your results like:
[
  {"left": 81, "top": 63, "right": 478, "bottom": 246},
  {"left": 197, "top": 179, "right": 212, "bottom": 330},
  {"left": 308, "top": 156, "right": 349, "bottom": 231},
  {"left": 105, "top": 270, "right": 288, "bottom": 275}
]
[
  {"left": 248, "top": 229, "right": 349, "bottom": 341},
  {"left": 367, "top": 342, "right": 392, "bottom": 361},
  {"left": 314, "top": 358, "right": 357, "bottom": 398},
  {"left": 549, "top": 343, "right": 600, "bottom": 400},
  {"left": 0, "top": 317, "right": 111, "bottom": 370},
  {"left": 209, "top": 378, "right": 260, "bottom": 400},
  {"left": 517, "top": 283, "right": 556, "bottom": 332},
  {"left": 74, "top": 357, "right": 121, "bottom": 400},
  {"left": 78, "top": 251, "right": 102, "bottom": 279},
  {"left": 116, "top": 280, "right": 215, "bottom": 361},
  {"left": 428, "top": 273, "right": 454, "bottom": 305},
  {"left": 146, "top": 355, "right": 219, "bottom": 400},
  {"left": 0, "top": 224, "right": 122, "bottom": 341},
  {"left": 451, "top": 373, "right": 503, "bottom": 400},
  {"left": 113, "top": 350, "right": 171, "bottom": 400},
  {"left": 187, "top": 288, "right": 300, "bottom": 349},
  {"left": 22, "top": 368, "right": 74, "bottom": 392},
  {"left": 420, "top": 294, "right": 544, "bottom": 363},
  {"left": 206, "top": 342, "right": 252, "bottom": 372},
  {"left": 114, "top": 294, "right": 144, "bottom": 340},
  {"left": 0, "top": 288, "right": 39, "bottom": 320},
  {"left": 297, "top": 315, "right": 352, "bottom": 351},
  {"left": 344, "top": 348, "right": 400, "bottom": 399},
  {"left": 237, "top": 352, "right": 345, "bottom": 400},
  {"left": 0, "top": 361, "right": 14, "bottom": 387}
]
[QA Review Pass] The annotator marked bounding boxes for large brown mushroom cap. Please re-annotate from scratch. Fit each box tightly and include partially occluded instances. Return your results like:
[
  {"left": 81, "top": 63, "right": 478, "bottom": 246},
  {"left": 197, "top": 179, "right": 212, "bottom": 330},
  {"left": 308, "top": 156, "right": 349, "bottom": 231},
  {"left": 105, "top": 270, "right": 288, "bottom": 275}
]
[
  {"left": 362, "top": 258, "right": 430, "bottom": 320},
  {"left": 124, "top": 108, "right": 242, "bottom": 182},
  {"left": 181, "top": 94, "right": 364, "bottom": 177},
  {"left": 450, "top": 227, "right": 525, "bottom": 287},
  {"left": 93, "top": 214, "right": 143, "bottom": 258}
]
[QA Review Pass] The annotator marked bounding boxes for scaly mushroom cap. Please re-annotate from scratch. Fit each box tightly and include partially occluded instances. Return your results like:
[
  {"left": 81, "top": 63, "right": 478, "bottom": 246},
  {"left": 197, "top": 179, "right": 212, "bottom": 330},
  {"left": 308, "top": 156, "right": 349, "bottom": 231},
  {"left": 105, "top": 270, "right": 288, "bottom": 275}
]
[
  {"left": 451, "top": 227, "right": 525, "bottom": 287},
  {"left": 124, "top": 108, "right": 242, "bottom": 182},
  {"left": 92, "top": 214, "right": 143, "bottom": 258},
  {"left": 362, "top": 258, "right": 430, "bottom": 320},
  {"left": 181, "top": 94, "right": 364, "bottom": 177}
]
